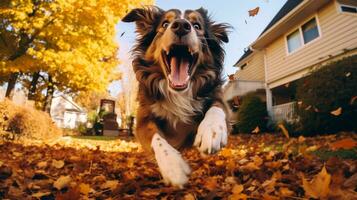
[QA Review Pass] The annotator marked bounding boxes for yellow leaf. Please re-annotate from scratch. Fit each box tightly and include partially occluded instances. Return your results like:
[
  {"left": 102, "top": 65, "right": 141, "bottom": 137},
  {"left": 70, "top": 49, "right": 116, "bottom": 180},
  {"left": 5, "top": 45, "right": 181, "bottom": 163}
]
[
  {"left": 278, "top": 124, "right": 289, "bottom": 139},
  {"left": 79, "top": 183, "right": 91, "bottom": 195},
  {"left": 52, "top": 159, "right": 65, "bottom": 169},
  {"left": 100, "top": 180, "right": 119, "bottom": 190},
  {"left": 53, "top": 175, "right": 71, "bottom": 190},
  {"left": 302, "top": 166, "right": 331, "bottom": 199},
  {"left": 330, "top": 107, "right": 342, "bottom": 116}
]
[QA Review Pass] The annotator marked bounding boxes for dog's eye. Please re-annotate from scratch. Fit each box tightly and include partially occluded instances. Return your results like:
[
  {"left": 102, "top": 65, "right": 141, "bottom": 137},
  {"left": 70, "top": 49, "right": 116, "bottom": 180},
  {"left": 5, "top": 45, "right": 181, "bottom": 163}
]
[
  {"left": 193, "top": 23, "right": 201, "bottom": 30},
  {"left": 162, "top": 21, "right": 169, "bottom": 28}
]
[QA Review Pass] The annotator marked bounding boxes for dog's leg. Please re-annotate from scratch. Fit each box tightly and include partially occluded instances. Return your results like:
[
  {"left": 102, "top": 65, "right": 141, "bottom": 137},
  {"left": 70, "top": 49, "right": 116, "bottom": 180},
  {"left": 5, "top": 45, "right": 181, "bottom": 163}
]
[
  {"left": 136, "top": 109, "right": 191, "bottom": 188},
  {"left": 194, "top": 103, "right": 228, "bottom": 154}
]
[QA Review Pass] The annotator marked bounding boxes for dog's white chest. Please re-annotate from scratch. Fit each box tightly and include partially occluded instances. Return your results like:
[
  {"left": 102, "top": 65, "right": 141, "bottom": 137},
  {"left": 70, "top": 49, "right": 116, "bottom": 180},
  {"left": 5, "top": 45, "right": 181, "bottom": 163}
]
[{"left": 151, "top": 81, "right": 203, "bottom": 127}]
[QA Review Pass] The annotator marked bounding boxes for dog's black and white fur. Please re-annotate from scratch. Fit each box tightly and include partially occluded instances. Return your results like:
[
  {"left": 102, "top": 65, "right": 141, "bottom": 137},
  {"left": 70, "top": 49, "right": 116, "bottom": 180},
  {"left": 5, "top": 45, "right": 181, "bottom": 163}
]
[{"left": 122, "top": 6, "right": 230, "bottom": 187}]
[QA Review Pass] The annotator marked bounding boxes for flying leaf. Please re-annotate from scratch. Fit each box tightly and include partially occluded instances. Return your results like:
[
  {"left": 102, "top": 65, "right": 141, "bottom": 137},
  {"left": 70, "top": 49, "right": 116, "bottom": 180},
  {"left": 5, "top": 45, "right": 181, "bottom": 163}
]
[
  {"left": 302, "top": 166, "right": 331, "bottom": 199},
  {"left": 350, "top": 96, "right": 357, "bottom": 105},
  {"left": 251, "top": 126, "right": 260, "bottom": 134},
  {"left": 248, "top": 7, "right": 260, "bottom": 17},
  {"left": 330, "top": 107, "right": 342, "bottom": 116},
  {"left": 120, "top": 32, "right": 125, "bottom": 37},
  {"left": 278, "top": 124, "right": 289, "bottom": 139}
]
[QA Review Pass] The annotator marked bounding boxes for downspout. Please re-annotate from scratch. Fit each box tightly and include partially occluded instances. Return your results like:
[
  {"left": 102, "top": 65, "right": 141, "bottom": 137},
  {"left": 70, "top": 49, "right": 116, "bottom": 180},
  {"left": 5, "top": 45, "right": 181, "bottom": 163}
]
[{"left": 263, "top": 49, "right": 273, "bottom": 121}]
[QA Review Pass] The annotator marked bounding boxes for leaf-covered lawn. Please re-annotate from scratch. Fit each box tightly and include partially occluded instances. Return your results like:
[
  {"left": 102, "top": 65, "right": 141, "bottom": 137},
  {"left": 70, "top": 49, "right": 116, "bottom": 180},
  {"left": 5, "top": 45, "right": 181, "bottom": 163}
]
[{"left": 0, "top": 133, "right": 356, "bottom": 199}]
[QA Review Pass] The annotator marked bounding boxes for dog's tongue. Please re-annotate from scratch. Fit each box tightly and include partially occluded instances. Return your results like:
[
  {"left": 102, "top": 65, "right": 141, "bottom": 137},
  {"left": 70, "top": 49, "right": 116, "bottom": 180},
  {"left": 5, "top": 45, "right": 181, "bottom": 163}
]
[{"left": 170, "top": 56, "right": 189, "bottom": 87}]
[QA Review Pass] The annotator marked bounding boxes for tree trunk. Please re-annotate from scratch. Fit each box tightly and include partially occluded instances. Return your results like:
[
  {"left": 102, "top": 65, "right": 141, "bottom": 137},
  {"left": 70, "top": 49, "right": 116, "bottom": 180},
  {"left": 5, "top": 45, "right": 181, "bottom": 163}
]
[
  {"left": 28, "top": 72, "right": 40, "bottom": 100},
  {"left": 5, "top": 72, "right": 19, "bottom": 99},
  {"left": 43, "top": 75, "right": 54, "bottom": 113}
]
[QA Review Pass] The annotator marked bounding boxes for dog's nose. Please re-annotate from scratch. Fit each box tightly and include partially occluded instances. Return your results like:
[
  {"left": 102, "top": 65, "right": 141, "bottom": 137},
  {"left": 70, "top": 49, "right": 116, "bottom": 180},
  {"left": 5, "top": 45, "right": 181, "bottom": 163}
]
[{"left": 171, "top": 19, "right": 191, "bottom": 36}]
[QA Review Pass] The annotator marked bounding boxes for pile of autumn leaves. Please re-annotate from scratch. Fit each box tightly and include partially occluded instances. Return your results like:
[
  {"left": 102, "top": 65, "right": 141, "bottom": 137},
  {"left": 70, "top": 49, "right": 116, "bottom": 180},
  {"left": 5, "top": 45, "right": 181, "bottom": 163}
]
[{"left": 0, "top": 133, "right": 356, "bottom": 199}]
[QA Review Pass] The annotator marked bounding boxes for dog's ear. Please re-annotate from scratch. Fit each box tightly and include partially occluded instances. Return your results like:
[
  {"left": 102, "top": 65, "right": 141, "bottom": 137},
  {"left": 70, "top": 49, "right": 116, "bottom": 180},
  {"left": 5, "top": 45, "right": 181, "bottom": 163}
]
[
  {"left": 211, "top": 23, "right": 230, "bottom": 43},
  {"left": 122, "top": 6, "right": 164, "bottom": 35},
  {"left": 196, "top": 7, "right": 230, "bottom": 43}
]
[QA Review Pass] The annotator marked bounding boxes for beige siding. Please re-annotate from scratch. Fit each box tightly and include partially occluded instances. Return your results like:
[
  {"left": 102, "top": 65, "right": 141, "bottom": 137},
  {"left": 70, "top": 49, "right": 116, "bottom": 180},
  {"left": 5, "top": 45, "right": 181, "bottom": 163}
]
[
  {"left": 266, "top": 1, "right": 357, "bottom": 86},
  {"left": 235, "top": 51, "right": 265, "bottom": 81}
]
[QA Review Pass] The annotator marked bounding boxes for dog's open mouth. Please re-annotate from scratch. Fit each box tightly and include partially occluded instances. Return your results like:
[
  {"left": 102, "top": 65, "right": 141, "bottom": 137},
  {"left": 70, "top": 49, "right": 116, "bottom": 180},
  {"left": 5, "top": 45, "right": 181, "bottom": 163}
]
[{"left": 162, "top": 45, "right": 198, "bottom": 90}]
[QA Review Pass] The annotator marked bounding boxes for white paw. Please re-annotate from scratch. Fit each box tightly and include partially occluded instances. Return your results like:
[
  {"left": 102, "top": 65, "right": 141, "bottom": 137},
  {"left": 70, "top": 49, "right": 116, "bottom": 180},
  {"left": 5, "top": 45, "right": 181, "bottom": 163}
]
[
  {"left": 151, "top": 134, "right": 191, "bottom": 188},
  {"left": 194, "top": 106, "right": 227, "bottom": 154}
]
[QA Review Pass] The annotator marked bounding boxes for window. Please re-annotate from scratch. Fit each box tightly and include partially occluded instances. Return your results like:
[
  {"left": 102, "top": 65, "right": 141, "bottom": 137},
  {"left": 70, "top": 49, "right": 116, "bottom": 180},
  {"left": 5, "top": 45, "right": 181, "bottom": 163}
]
[
  {"left": 340, "top": 5, "right": 357, "bottom": 13},
  {"left": 287, "top": 29, "right": 302, "bottom": 53},
  {"left": 286, "top": 17, "right": 320, "bottom": 54},
  {"left": 302, "top": 18, "right": 319, "bottom": 44}
]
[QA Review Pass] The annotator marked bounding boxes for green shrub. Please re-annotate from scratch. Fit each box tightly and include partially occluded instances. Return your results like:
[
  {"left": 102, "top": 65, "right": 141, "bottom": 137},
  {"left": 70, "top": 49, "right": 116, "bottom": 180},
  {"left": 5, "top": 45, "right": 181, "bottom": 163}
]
[
  {"left": 295, "top": 55, "right": 357, "bottom": 135},
  {"left": 235, "top": 94, "right": 268, "bottom": 133}
]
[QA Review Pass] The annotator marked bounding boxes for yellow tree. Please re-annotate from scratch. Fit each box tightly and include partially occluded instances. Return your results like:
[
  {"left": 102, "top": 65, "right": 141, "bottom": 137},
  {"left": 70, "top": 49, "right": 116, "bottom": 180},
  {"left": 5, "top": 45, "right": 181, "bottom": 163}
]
[{"left": 0, "top": 0, "right": 153, "bottom": 105}]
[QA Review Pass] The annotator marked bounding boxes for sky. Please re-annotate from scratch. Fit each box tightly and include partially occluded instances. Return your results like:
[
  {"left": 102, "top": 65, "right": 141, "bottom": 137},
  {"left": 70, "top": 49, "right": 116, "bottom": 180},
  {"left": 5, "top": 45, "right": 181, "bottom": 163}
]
[{"left": 109, "top": 0, "right": 287, "bottom": 96}]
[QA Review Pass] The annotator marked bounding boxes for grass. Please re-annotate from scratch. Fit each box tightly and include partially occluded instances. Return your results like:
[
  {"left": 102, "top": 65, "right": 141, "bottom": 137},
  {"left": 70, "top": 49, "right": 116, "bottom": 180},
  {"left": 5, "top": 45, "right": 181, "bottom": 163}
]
[{"left": 311, "top": 148, "right": 357, "bottom": 160}]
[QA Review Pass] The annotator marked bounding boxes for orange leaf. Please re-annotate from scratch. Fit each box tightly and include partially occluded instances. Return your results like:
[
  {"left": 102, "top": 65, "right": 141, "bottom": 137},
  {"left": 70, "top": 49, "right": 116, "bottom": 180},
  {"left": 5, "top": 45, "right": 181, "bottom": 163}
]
[
  {"left": 278, "top": 124, "right": 289, "bottom": 139},
  {"left": 350, "top": 96, "right": 357, "bottom": 105},
  {"left": 330, "top": 107, "right": 342, "bottom": 116},
  {"left": 205, "top": 177, "right": 218, "bottom": 190},
  {"left": 330, "top": 138, "right": 357, "bottom": 150},
  {"left": 248, "top": 7, "right": 260, "bottom": 17},
  {"left": 251, "top": 126, "right": 260, "bottom": 134}
]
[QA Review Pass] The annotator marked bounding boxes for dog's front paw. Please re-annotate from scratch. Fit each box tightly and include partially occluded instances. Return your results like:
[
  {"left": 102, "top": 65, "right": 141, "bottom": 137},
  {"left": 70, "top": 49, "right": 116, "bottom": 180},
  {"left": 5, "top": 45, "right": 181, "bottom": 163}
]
[
  {"left": 151, "top": 134, "right": 191, "bottom": 188},
  {"left": 194, "top": 106, "right": 227, "bottom": 154}
]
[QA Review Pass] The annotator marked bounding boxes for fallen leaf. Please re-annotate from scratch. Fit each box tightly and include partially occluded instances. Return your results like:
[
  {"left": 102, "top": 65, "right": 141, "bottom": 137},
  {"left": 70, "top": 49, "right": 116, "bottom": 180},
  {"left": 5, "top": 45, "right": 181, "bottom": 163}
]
[
  {"left": 100, "top": 180, "right": 118, "bottom": 190},
  {"left": 252, "top": 126, "right": 260, "bottom": 134},
  {"left": 205, "top": 177, "right": 218, "bottom": 190},
  {"left": 184, "top": 193, "right": 195, "bottom": 200},
  {"left": 37, "top": 161, "right": 47, "bottom": 168},
  {"left": 330, "top": 138, "right": 357, "bottom": 150},
  {"left": 79, "top": 183, "right": 91, "bottom": 195},
  {"left": 53, "top": 175, "right": 71, "bottom": 190},
  {"left": 56, "top": 187, "right": 80, "bottom": 200},
  {"left": 278, "top": 124, "right": 289, "bottom": 139},
  {"left": 52, "top": 159, "right": 65, "bottom": 169},
  {"left": 279, "top": 187, "right": 294, "bottom": 197},
  {"left": 330, "top": 107, "right": 342, "bottom": 116},
  {"left": 229, "top": 193, "right": 247, "bottom": 200},
  {"left": 302, "top": 166, "right": 331, "bottom": 199},
  {"left": 31, "top": 191, "right": 51, "bottom": 198},
  {"left": 232, "top": 184, "right": 244, "bottom": 194}
]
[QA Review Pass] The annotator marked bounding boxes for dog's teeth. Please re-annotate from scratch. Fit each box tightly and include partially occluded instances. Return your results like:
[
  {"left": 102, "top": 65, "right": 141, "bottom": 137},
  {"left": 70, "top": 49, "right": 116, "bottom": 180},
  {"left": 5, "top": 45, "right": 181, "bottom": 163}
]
[
  {"left": 166, "top": 50, "right": 169, "bottom": 55},
  {"left": 185, "top": 76, "right": 190, "bottom": 82}
]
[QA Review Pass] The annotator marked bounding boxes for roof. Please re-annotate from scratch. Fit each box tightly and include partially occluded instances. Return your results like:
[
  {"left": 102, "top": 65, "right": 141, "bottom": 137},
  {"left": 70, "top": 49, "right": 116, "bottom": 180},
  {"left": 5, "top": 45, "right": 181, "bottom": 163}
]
[
  {"left": 259, "top": 0, "right": 304, "bottom": 36},
  {"left": 234, "top": 0, "right": 304, "bottom": 67},
  {"left": 233, "top": 49, "right": 252, "bottom": 67}
]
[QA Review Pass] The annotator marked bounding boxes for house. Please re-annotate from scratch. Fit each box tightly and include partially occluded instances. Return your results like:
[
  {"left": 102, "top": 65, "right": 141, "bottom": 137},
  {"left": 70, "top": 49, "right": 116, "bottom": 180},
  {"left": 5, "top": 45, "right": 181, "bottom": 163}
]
[
  {"left": 228, "top": 0, "right": 357, "bottom": 122},
  {"left": 50, "top": 95, "right": 87, "bottom": 129}
]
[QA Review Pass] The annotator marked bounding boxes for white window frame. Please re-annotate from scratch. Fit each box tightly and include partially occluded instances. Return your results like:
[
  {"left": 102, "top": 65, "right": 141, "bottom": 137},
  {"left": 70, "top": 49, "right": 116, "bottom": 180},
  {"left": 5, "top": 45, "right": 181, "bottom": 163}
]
[
  {"left": 337, "top": 2, "right": 357, "bottom": 15},
  {"left": 285, "top": 15, "right": 322, "bottom": 55}
]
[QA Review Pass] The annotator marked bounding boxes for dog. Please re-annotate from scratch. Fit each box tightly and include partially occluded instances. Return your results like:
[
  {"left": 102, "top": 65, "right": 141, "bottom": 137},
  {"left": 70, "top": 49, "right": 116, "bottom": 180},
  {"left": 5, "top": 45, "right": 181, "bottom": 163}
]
[{"left": 122, "top": 6, "right": 230, "bottom": 188}]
